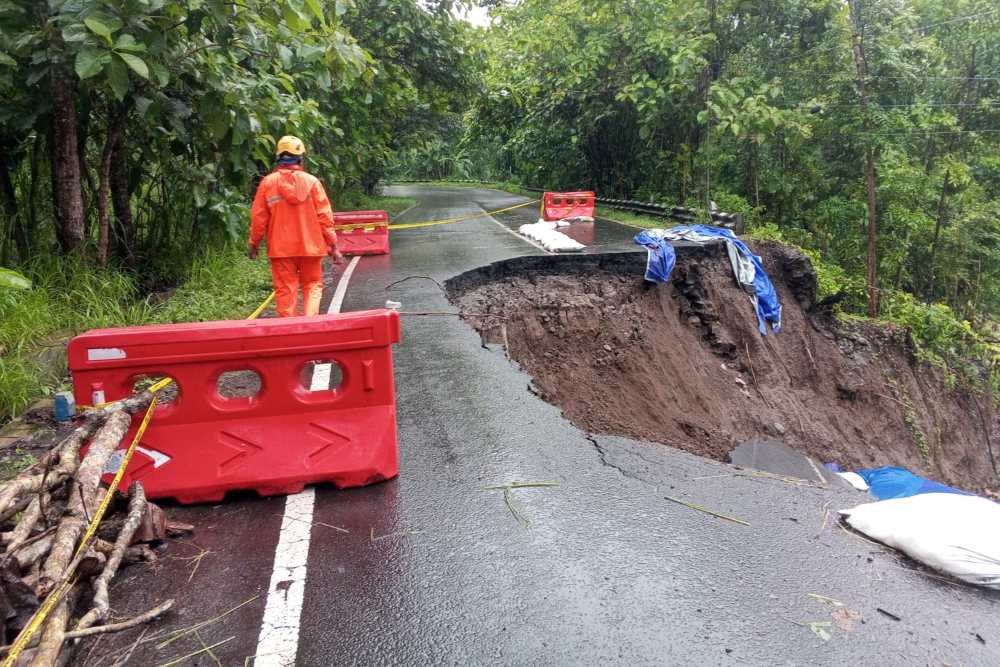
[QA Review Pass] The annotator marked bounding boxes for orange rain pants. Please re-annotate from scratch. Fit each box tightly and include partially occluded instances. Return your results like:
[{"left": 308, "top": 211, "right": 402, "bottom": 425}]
[
  {"left": 270, "top": 256, "right": 324, "bottom": 317},
  {"left": 250, "top": 164, "right": 338, "bottom": 317}
]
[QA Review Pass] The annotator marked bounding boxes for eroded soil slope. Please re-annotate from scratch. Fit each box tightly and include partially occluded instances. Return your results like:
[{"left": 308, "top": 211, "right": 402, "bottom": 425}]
[{"left": 447, "top": 243, "right": 998, "bottom": 494}]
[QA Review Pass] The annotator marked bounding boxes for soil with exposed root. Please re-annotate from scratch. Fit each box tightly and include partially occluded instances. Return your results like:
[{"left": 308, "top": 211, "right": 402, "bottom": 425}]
[{"left": 447, "top": 242, "right": 999, "bottom": 494}]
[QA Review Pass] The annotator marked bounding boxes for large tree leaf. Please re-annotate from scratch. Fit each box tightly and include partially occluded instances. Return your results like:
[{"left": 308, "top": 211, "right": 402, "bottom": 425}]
[
  {"left": 0, "top": 268, "right": 31, "bottom": 290},
  {"left": 61, "top": 23, "right": 90, "bottom": 44},
  {"left": 117, "top": 52, "right": 149, "bottom": 79},
  {"left": 304, "top": 0, "right": 325, "bottom": 23},
  {"left": 134, "top": 96, "right": 154, "bottom": 117},
  {"left": 84, "top": 15, "right": 122, "bottom": 43},
  {"left": 75, "top": 47, "right": 109, "bottom": 80},
  {"left": 282, "top": 4, "right": 310, "bottom": 31},
  {"left": 150, "top": 62, "right": 170, "bottom": 87},
  {"left": 114, "top": 34, "right": 147, "bottom": 53},
  {"left": 107, "top": 55, "right": 129, "bottom": 101}
]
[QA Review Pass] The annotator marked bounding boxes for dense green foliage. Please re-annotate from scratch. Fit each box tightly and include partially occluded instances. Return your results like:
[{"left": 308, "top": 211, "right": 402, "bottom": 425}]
[
  {"left": 0, "top": 0, "right": 469, "bottom": 420},
  {"left": 0, "top": 192, "right": 410, "bottom": 420},
  {"left": 0, "top": 258, "right": 152, "bottom": 419},
  {"left": 452, "top": 0, "right": 1000, "bottom": 382},
  {"left": 0, "top": 0, "right": 472, "bottom": 273}
]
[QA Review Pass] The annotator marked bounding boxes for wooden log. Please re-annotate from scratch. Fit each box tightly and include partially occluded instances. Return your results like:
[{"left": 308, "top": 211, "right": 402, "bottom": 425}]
[
  {"left": 0, "top": 392, "right": 152, "bottom": 521},
  {"left": 6, "top": 493, "right": 48, "bottom": 555},
  {"left": 74, "top": 483, "right": 146, "bottom": 632},
  {"left": 27, "top": 584, "right": 80, "bottom": 667},
  {"left": 38, "top": 411, "right": 132, "bottom": 596}
]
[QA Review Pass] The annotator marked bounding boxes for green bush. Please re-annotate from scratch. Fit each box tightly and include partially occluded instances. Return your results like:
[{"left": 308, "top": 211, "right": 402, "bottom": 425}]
[
  {"left": 151, "top": 245, "right": 274, "bottom": 324},
  {"left": 0, "top": 258, "right": 152, "bottom": 421},
  {"left": 747, "top": 222, "right": 862, "bottom": 302}
]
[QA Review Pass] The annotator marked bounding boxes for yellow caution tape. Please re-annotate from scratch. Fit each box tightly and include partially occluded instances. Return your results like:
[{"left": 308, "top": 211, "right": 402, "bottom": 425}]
[
  {"left": 246, "top": 291, "right": 276, "bottom": 321},
  {"left": 333, "top": 222, "right": 389, "bottom": 231},
  {"left": 1, "top": 395, "right": 160, "bottom": 667},
  {"left": 5, "top": 287, "right": 280, "bottom": 663},
  {"left": 332, "top": 199, "right": 539, "bottom": 233},
  {"left": 387, "top": 199, "right": 539, "bottom": 230},
  {"left": 8, "top": 193, "right": 540, "bottom": 660}
]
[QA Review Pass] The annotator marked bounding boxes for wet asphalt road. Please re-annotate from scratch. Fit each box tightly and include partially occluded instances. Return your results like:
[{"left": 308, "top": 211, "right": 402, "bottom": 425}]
[{"left": 93, "top": 185, "right": 999, "bottom": 666}]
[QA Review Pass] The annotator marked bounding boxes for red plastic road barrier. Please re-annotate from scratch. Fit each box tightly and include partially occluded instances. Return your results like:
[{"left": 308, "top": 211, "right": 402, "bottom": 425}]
[
  {"left": 542, "top": 191, "right": 596, "bottom": 221},
  {"left": 333, "top": 210, "right": 390, "bottom": 256},
  {"left": 68, "top": 310, "right": 401, "bottom": 504}
]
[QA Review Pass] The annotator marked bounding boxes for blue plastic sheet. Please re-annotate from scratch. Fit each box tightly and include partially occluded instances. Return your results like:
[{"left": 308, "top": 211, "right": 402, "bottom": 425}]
[
  {"left": 856, "top": 466, "right": 972, "bottom": 501},
  {"left": 634, "top": 230, "right": 676, "bottom": 284},
  {"left": 632, "top": 225, "right": 781, "bottom": 334}
]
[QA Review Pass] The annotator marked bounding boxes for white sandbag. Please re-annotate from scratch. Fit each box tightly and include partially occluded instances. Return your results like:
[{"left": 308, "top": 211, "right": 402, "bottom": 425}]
[
  {"left": 518, "top": 221, "right": 585, "bottom": 252},
  {"left": 840, "top": 493, "right": 1000, "bottom": 588},
  {"left": 836, "top": 471, "right": 870, "bottom": 491}
]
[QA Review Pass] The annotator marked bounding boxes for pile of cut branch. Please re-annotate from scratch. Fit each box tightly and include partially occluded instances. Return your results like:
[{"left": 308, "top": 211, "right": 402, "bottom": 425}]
[{"left": 0, "top": 392, "right": 189, "bottom": 666}]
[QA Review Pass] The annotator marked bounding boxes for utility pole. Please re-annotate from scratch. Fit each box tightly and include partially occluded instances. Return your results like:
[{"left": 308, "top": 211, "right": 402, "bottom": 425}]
[{"left": 847, "top": 0, "right": 879, "bottom": 318}]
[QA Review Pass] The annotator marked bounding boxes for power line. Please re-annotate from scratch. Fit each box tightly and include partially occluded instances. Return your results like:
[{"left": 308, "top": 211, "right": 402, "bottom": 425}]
[
  {"left": 873, "top": 75, "right": 1000, "bottom": 81},
  {"left": 798, "top": 101, "right": 1000, "bottom": 110},
  {"left": 914, "top": 7, "right": 1000, "bottom": 32},
  {"left": 759, "top": 8, "right": 1000, "bottom": 67},
  {"left": 859, "top": 128, "right": 1000, "bottom": 136}
]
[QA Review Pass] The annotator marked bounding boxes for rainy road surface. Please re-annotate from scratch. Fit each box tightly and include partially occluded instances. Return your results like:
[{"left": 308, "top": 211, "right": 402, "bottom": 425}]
[{"left": 93, "top": 185, "right": 1000, "bottom": 667}]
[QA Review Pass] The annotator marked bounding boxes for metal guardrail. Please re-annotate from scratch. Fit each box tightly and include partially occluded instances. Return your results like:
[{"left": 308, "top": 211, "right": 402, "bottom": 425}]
[
  {"left": 520, "top": 187, "right": 744, "bottom": 234},
  {"left": 387, "top": 179, "right": 745, "bottom": 234}
]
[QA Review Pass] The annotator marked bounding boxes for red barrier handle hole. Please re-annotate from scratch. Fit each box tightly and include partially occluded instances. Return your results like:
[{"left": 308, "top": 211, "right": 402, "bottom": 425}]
[
  {"left": 130, "top": 373, "right": 181, "bottom": 416},
  {"left": 210, "top": 369, "right": 264, "bottom": 412}
]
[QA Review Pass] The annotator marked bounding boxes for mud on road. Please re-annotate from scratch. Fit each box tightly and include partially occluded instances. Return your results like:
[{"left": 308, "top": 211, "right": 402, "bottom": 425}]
[{"left": 448, "top": 242, "right": 998, "bottom": 494}]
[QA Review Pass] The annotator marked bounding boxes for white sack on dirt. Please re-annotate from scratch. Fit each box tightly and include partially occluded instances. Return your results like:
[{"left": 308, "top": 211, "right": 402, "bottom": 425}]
[
  {"left": 519, "top": 221, "right": 584, "bottom": 252},
  {"left": 840, "top": 493, "right": 1000, "bottom": 589},
  {"left": 837, "top": 471, "right": 870, "bottom": 491}
]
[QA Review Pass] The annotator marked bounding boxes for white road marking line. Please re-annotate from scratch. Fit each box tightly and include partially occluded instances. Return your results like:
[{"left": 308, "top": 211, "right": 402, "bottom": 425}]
[
  {"left": 482, "top": 206, "right": 552, "bottom": 254},
  {"left": 253, "top": 488, "right": 316, "bottom": 667},
  {"left": 329, "top": 255, "right": 361, "bottom": 315},
  {"left": 253, "top": 256, "right": 360, "bottom": 666},
  {"left": 309, "top": 363, "right": 332, "bottom": 391}
]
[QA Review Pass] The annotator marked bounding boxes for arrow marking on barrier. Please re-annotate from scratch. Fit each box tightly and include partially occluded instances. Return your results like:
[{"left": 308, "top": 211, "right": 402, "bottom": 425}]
[
  {"left": 218, "top": 431, "right": 264, "bottom": 475},
  {"left": 306, "top": 422, "right": 352, "bottom": 464}
]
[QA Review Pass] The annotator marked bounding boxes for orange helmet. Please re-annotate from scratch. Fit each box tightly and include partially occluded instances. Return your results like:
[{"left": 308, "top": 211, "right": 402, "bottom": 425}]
[{"left": 275, "top": 135, "right": 306, "bottom": 156}]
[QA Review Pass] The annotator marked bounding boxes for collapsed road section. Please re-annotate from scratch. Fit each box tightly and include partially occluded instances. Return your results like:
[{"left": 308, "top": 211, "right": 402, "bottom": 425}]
[{"left": 447, "top": 242, "right": 998, "bottom": 495}]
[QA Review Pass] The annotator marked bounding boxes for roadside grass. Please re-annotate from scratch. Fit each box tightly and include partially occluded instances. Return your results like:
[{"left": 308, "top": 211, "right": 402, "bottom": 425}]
[
  {"left": 149, "top": 244, "right": 274, "bottom": 324},
  {"left": 386, "top": 179, "right": 532, "bottom": 198},
  {"left": 0, "top": 194, "right": 419, "bottom": 424},
  {"left": 594, "top": 206, "right": 664, "bottom": 229},
  {"left": 0, "top": 257, "right": 152, "bottom": 422},
  {"left": 0, "top": 448, "right": 36, "bottom": 482},
  {"left": 338, "top": 192, "right": 417, "bottom": 218}
]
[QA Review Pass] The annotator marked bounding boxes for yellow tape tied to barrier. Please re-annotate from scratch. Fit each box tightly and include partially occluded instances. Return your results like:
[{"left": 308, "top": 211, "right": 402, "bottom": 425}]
[
  {"left": 5, "top": 194, "right": 542, "bottom": 661},
  {"left": 1, "top": 394, "right": 160, "bottom": 666},
  {"left": 328, "top": 199, "right": 542, "bottom": 235},
  {"left": 1, "top": 294, "right": 276, "bottom": 665},
  {"left": 387, "top": 198, "right": 539, "bottom": 230}
]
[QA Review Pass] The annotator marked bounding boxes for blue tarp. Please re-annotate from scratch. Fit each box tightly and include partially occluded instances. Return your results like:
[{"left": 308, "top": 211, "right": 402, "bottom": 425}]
[
  {"left": 856, "top": 466, "right": 972, "bottom": 501},
  {"left": 634, "top": 230, "right": 676, "bottom": 283},
  {"left": 632, "top": 225, "right": 781, "bottom": 334}
]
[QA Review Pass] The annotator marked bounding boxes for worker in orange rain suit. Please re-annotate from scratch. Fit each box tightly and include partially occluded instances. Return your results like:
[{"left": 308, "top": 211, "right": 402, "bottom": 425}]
[{"left": 249, "top": 135, "right": 346, "bottom": 317}]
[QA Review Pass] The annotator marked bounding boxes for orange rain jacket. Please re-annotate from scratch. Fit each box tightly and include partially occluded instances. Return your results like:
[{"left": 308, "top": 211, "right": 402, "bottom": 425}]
[{"left": 250, "top": 165, "right": 337, "bottom": 257}]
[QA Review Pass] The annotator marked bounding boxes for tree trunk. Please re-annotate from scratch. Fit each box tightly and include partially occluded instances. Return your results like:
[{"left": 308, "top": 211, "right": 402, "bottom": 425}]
[
  {"left": 925, "top": 171, "right": 950, "bottom": 300},
  {"left": 109, "top": 129, "right": 135, "bottom": 264},
  {"left": 848, "top": 0, "right": 879, "bottom": 317},
  {"left": 864, "top": 150, "right": 878, "bottom": 316},
  {"left": 48, "top": 68, "right": 85, "bottom": 252},
  {"left": 27, "top": 133, "right": 41, "bottom": 239},
  {"left": 0, "top": 140, "right": 28, "bottom": 261},
  {"left": 96, "top": 112, "right": 125, "bottom": 269}
]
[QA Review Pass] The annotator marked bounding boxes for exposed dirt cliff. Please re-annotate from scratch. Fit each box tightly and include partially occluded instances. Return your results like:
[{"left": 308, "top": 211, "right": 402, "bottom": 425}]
[{"left": 447, "top": 243, "right": 999, "bottom": 494}]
